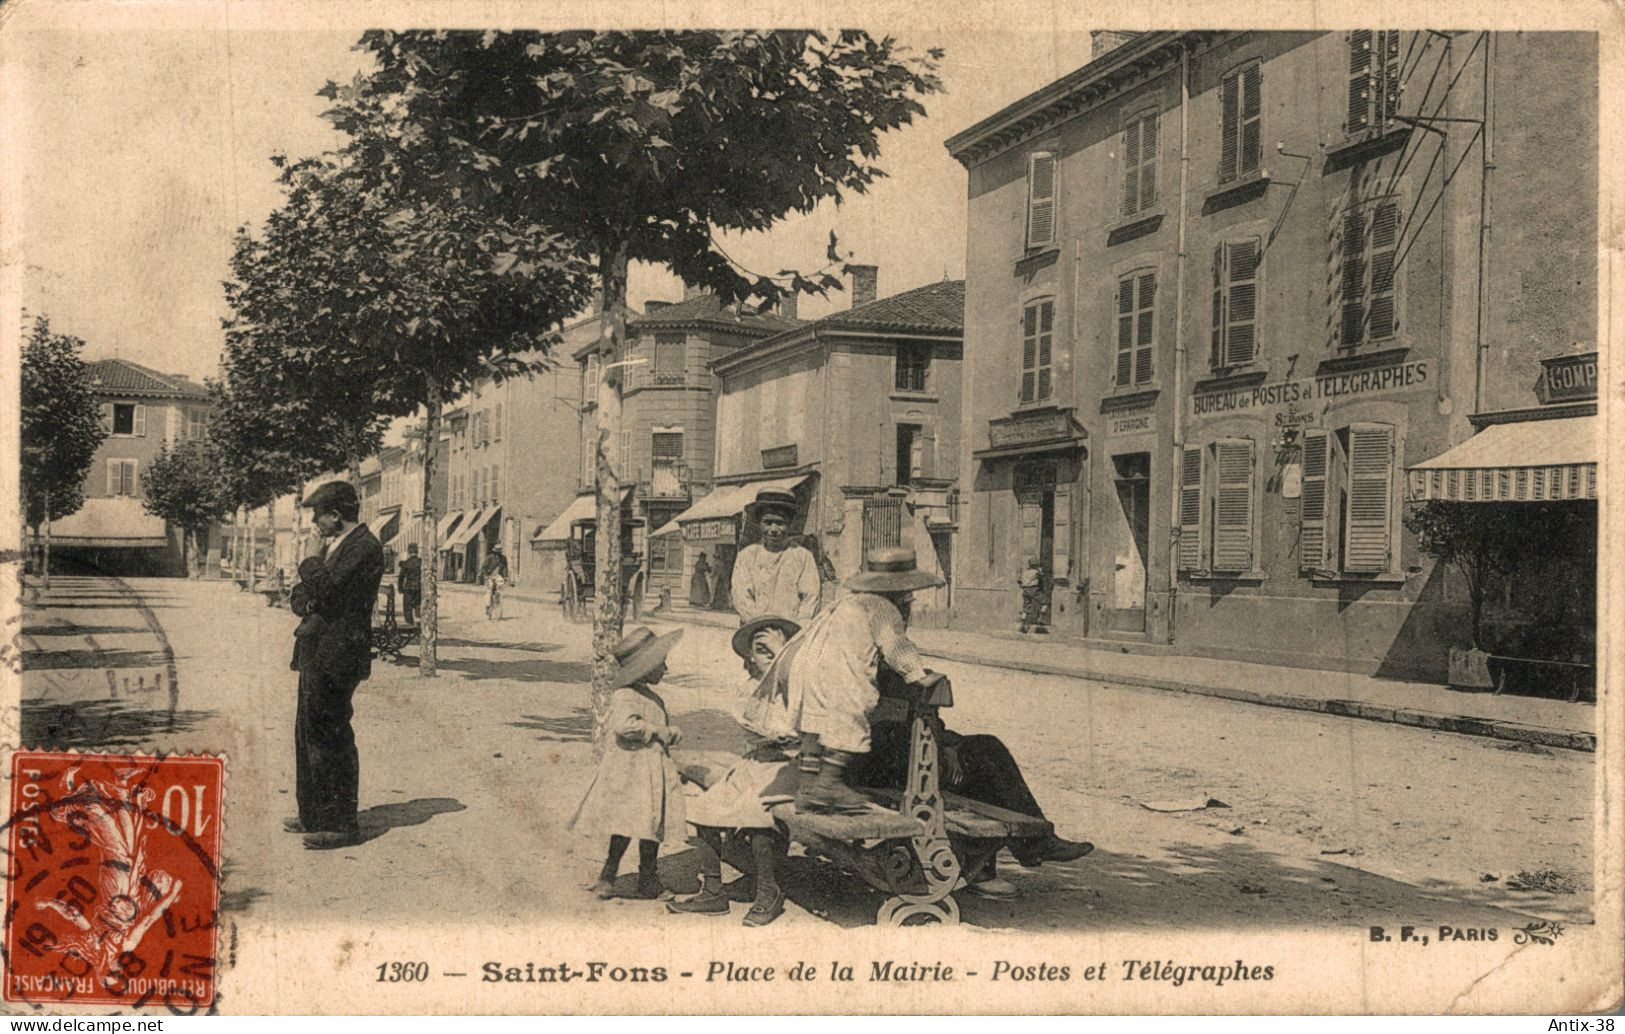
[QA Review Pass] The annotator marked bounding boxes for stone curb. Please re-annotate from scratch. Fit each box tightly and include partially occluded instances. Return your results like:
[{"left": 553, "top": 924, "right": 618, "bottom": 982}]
[
  {"left": 922, "top": 649, "right": 1595, "bottom": 754},
  {"left": 434, "top": 584, "right": 1595, "bottom": 754}
]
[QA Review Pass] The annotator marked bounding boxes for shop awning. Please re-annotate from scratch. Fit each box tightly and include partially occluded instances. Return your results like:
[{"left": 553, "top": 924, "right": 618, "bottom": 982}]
[
  {"left": 41, "top": 498, "right": 168, "bottom": 548},
  {"left": 435, "top": 511, "right": 465, "bottom": 544},
  {"left": 447, "top": 507, "right": 498, "bottom": 548},
  {"left": 533, "top": 489, "right": 633, "bottom": 543},
  {"left": 652, "top": 474, "right": 810, "bottom": 537},
  {"left": 972, "top": 435, "right": 1088, "bottom": 462},
  {"left": 1406, "top": 416, "right": 1597, "bottom": 502},
  {"left": 368, "top": 511, "right": 400, "bottom": 545}
]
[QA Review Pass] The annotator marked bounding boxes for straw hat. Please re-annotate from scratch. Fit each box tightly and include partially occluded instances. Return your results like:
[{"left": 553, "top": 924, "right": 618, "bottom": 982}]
[
  {"left": 845, "top": 546, "right": 944, "bottom": 594},
  {"left": 748, "top": 488, "right": 800, "bottom": 518},
  {"left": 608, "top": 626, "right": 684, "bottom": 689},
  {"left": 730, "top": 615, "right": 802, "bottom": 660}
]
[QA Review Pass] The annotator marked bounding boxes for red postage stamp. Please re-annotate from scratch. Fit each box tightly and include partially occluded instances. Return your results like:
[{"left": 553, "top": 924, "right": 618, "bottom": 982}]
[{"left": 2, "top": 751, "right": 224, "bottom": 1011}]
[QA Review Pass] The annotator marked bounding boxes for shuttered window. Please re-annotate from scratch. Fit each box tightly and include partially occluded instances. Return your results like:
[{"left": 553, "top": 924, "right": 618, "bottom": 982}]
[
  {"left": 653, "top": 334, "right": 686, "bottom": 384},
  {"left": 1211, "top": 238, "right": 1261, "bottom": 368},
  {"left": 1211, "top": 439, "right": 1255, "bottom": 572},
  {"left": 1348, "top": 30, "right": 1402, "bottom": 135},
  {"left": 1026, "top": 151, "right": 1057, "bottom": 249},
  {"left": 1178, "top": 446, "right": 1204, "bottom": 570},
  {"left": 1335, "top": 197, "right": 1401, "bottom": 348},
  {"left": 1299, "top": 429, "right": 1330, "bottom": 571},
  {"left": 651, "top": 431, "right": 684, "bottom": 462},
  {"left": 494, "top": 403, "right": 503, "bottom": 441},
  {"left": 1220, "top": 62, "right": 1263, "bottom": 184},
  {"left": 1020, "top": 298, "right": 1054, "bottom": 403},
  {"left": 896, "top": 341, "right": 930, "bottom": 392},
  {"left": 1121, "top": 111, "right": 1159, "bottom": 217},
  {"left": 106, "top": 459, "right": 137, "bottom": 497},
  {"left": 1115, "top": 271, "right": 1156, "bottom": 386},
  {"left": 1343, "top": 424, "right": 1394, "bottom": 573}
]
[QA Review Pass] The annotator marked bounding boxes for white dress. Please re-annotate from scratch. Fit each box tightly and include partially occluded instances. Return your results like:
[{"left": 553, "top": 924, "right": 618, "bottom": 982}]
[{"left": 567, "top": 684, "right": 686, "bottom": 842}]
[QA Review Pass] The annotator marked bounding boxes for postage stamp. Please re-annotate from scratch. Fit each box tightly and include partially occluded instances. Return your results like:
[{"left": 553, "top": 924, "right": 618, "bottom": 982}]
[{"left": 2, "top": 751, "right": 223, "bottom": 1011}]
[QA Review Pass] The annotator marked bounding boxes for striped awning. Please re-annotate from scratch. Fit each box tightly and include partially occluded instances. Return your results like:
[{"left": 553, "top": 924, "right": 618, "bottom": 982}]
[{"left": 1407, "top": 416, "right": 1596, "bottom": 503}]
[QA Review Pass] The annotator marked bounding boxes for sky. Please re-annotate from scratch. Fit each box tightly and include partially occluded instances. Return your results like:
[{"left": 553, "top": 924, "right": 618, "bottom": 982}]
[{"left": 5, "top": 11, "right": 1100, "bottom": 384}]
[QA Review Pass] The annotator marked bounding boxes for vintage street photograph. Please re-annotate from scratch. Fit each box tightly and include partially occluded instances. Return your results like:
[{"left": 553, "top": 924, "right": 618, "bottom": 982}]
[{"left": 3, "top": 1, "right": 1619, "bottom": 1016}]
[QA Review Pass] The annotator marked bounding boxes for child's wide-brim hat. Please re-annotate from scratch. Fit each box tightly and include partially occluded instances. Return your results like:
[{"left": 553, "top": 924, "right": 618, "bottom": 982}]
[
  {"left": 730, "top": 616, "right": 802, "bottom": 660},
  {"left": 609, "top": 626, "right": 683, "bottom": 689},
  {"left": 748, "top": 487, "right": 800, "bottom": 517},
  {"left": 845, "top": 545, "right": 944, "bottom": 594}
]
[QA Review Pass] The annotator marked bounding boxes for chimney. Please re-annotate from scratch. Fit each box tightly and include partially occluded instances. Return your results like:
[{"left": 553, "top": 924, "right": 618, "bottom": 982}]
[
  {"left": 777, "top": 293, "right": 798, "bottom": 321},
  {"left": 1090, "top": 30, "right": 1140, "bottom": 61},
  {"left": 683, "top": 282, "right": 704, "bottom": 301},
  {"left": 849, "top": 264, "right": 878, "bottom": 309}
]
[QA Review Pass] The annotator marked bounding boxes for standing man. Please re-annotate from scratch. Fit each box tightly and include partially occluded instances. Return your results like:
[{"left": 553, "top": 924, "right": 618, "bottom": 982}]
[
  {"left": 397, "top": 543, "right": 422, "bottom": 626},
  {"left": 730, "top": 489, "right": 820, "bottom": 625},
  {"left": 288, "top": 480, "right": 385, "bottom": 850}
]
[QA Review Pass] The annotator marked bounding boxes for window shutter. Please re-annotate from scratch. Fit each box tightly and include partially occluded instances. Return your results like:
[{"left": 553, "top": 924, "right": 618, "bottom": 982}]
[
  {"left": 1178, "top": 446, "right": 1204, "bottom": 570},
  {"left": 1027, "top": 151, "right": 1057, "bottom": 249},
  {"left": 1121, "top": 121, "right": 1141, "bottom": 217},
  {"left": 1115, "top": 279, "right": 1134, "bottom": 386},
  {"left": 1211, "top": 242, "right": 1225, "bottom": 369},
  {"left": 1037, "top": 300, "right": 1054, "bottom": 400},
  {"left": 1339, "top": 208, "right": 1366, "bottom": 346},
  {"left": 1348, "top": 30, "right": 1374, "bottom": 133},
  {"left": 100, "top": 403, "right": 113, "bottom": 430},
  {"left": 1241, "top": 64, "right": 1263, "bottom": 178},
  {"left": 133, "top": 405, "right": 147, "bottom": 437},
  {"left": 495, "top": 404, "right": 503, "bottom": 441},
  {"left": 1021, "top": 303, "right": 1038, "bottom": 402},
  {"left": 1139, "top": 112, "right": 1159, "bottom": 211},
  {"left": 107, "top": 459, "right": 118, "bottom": 495},
  {"left": 1345, "top": 424, "right": 1393, "bottom": 573},
  {"left": 1300, "top": 429, "right": 1329, "bottom": 570},
  {"left": 1213, "top": 439, "right": 1255, "bottom": 572},
  {"left": 1018, "top": 499, "right": 1041, "bottom": 561},
  {"left": 1226, "top": 238, "right": 1260, "bottom": 365},
  {"left": 1368, "top": 200, "right": 1399, "bottom": 340},
  {"left": 1220, "top": 70, "right": 1240, "bottom": 182},
  {"left": 1134, "top": 272, "right": 1155, "bottom": 384},
  {"left": 1051, "top": 483, "right": 1071, "bottom": 580},
  {"left": 1379, "top": 30, "right": 1402, "bottom": 127}
]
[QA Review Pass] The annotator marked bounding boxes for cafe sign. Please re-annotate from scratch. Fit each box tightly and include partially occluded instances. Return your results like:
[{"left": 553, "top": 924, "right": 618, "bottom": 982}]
[
  {"left": 1191, "top": 359, "right": 1430, "bottom": 417},
  {"left": 988, "top": 407, "right": 1081, "bottom": 449},
  {"left": 1536, "top": 351, "right": 1597, "bottom": 404},
  {"left": 682, "top": 517, "right": 738, "bottom": 543}
]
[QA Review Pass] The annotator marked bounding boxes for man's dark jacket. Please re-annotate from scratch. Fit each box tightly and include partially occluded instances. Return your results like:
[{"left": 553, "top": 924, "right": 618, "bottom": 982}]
[
  {"left": 290, "top": 526, "right": 386, "bottom": 680},
  {"left": 397, "top": 555, "right": 421, "bottom": 593}
]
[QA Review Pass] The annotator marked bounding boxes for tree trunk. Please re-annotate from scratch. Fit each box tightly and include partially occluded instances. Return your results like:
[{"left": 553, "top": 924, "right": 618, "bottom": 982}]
[
  {"left": 420, "top": 379, "right": 443, "bottom": 677},
  {"left": 590, "top": 246, "right": 631, "bottom": 755},
  {"left": 181, "top": 525, "right": 191, "bottom": 576},
  {"left": 42, "top": 488, "right": 51, "bottom": 590},
  {"left": 248, "top": 508, "right": 258, "bottom": 592}
]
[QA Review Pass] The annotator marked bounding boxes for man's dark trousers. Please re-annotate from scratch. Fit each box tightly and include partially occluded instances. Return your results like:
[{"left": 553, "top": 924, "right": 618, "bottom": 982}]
[
  {"left": 290, "top": 525, "right": 384, "bottom": 834},
  {"left": 401, "top": 590, "right": 420, "bottom": 626}
]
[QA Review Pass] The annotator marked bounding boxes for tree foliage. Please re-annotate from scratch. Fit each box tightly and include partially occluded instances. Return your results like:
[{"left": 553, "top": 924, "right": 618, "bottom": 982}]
[
  {"left": 141, "top": 439, "right": 235, "bottom": 571},
  {"left": 20, "top": 316, "right": 107, "bottom": 528}
]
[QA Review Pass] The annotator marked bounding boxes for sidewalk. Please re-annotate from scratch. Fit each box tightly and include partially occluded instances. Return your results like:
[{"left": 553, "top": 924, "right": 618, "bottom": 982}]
[{"left": 440, "top": 582, "right": 1596, "bottom": 753}]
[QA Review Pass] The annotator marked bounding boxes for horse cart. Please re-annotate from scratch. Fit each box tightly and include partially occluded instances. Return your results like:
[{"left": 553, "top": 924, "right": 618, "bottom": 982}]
[{"left": 560, "top": 514, "right": 646, "bottom": 623}]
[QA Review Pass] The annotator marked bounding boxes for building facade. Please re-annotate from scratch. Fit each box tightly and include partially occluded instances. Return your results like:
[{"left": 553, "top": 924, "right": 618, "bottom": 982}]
[
  {"left": 947, "top": 30, "right": 1596, "bottom": 679},
  {"left": 698, "top": 275, "right": 965, "bottom": 619},
  {"left": 44, "top": 358, "right": 214, "bottom": 576}
]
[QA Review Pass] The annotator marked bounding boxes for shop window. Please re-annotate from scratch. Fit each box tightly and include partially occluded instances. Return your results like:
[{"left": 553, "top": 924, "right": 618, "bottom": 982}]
[
  {"left": 1026, "top": 150, "right": 1057, "bottom": 249},
  {"left": 1300, "top": 424, "right": 1395, "bottom": 575},
  {"left": 1177, "top": 439, "right": 1255, "bottom": 573},
  {"left": 1020, "top": 298, "right": 1054, "bottom": 403},
  {"left": 1333, "top": 196, "right": 1401, "bottom": 348},
  {"left": 896, "top": 341, "right": 930, "bottom": 392},
  {"left": 1115, "top": 271, "right": 1156, "bottom": 387},
  {"left": 1211, "top": 237, "right": 1261, "bottom": 368},
  {"left": 1219, "top": 62, "right": 1263, "bottom": 184},
  {"left": 1347, "top": 30, "right": 1403, "bottom": 136},
  {"left": 1121, "top": 109, "right": 1159, "bottom": 217},
  {"left": 106, "top": 459, "right": 138, "bottom": 497}
]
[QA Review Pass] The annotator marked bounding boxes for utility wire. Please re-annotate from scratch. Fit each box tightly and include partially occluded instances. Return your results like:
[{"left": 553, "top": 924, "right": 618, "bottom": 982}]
[{"left": 1393, "top": 124, "right": 1485, "bottom": 274}]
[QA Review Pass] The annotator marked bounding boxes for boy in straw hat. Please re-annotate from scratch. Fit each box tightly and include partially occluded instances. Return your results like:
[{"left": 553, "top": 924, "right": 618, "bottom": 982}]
[
  {"left": 568, "top": 626, "right": 686, "bottom": 900},
  {"left": 730, "top": 488, "right": 821, "bottom": 625},
  {"left": 788, "top": 546, "right": 946, "bottom": 815}
]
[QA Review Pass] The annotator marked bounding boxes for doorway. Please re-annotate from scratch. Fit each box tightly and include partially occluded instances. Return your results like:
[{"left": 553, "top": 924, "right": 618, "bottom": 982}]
[
  {"left": 1109, "top": 453, "right": 1150, "bottom": 634},
  {"left": 1015, "top": 464, "right": 1058, "bottom": 628}
]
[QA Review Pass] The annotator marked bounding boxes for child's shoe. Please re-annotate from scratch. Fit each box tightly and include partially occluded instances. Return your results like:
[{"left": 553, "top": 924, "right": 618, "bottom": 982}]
[
  {"left": 742, "top": 888, "right": 786, "bottom": 927},
  {"left": 666, "top": 885, "right": 730, "bottom": 915}
]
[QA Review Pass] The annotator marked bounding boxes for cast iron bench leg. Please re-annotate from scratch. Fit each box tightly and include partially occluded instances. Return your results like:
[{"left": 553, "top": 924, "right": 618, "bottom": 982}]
[{"left": 876, "top": 710, "right": 962, "bottom": 926}]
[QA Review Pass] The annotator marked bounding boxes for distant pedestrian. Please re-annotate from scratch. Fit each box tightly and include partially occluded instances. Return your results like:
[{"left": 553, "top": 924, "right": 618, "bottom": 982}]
[
  {"left": 1018, "top": 556, "right": 1048, "bottom": 634},
  {"left": 688, "top": 551, "right": 713, "bottom": 608},
  {"left": 730, "top": 489, "right": 820, "bottom": 624},
  {"left": 397, "top": 544, "right": 422, "bottom": 626},
  {"left": 569, "top": 627, "right": 686, "bottom": 900},
  {"left": 287, "top": 480, "right": 385, "bottom": 851}
]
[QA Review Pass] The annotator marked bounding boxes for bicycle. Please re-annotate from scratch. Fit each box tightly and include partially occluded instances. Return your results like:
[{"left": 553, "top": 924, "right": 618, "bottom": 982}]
[{"left": 485, "top": 575, "right": 505, "bottom": 621}]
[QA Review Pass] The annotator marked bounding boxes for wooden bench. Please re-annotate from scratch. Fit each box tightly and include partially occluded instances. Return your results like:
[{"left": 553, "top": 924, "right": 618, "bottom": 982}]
[{"left": 678, "top": 674, "right": 1053, "bottom": 926}]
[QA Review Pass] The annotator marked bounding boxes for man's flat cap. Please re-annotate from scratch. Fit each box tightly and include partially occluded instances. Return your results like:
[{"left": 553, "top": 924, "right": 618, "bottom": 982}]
[{"left": 301, "top": 480, "right": 358, "bottom": 512}]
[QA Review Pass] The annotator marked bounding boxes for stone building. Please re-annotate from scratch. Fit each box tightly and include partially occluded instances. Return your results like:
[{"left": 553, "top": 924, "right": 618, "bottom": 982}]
[{"left": 945, "top": 30, "right": 1596, "bottom": 678}]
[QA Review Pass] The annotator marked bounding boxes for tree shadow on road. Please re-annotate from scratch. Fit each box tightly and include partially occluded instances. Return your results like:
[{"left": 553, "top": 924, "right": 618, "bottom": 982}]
[
  {"left": 509, "top": 709, "right": 595, "bottom": 743},
  {"left": 395, "top": 654, "right": 593, "bottom": 684},
  {"left": 435, "top": 638, "right": 564, "bottom": 654},
  {"left": 356, "top": 797, "right": 467, "bottom": 843},
  {"left": 21, "top": 698, "right": 215, "bottom": 750},
  {"left": 22, "top": 624, "right": 151, "bottom": 637},
  {"left": 24, "top": 648, "right": 174, "bottom": 671}
]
